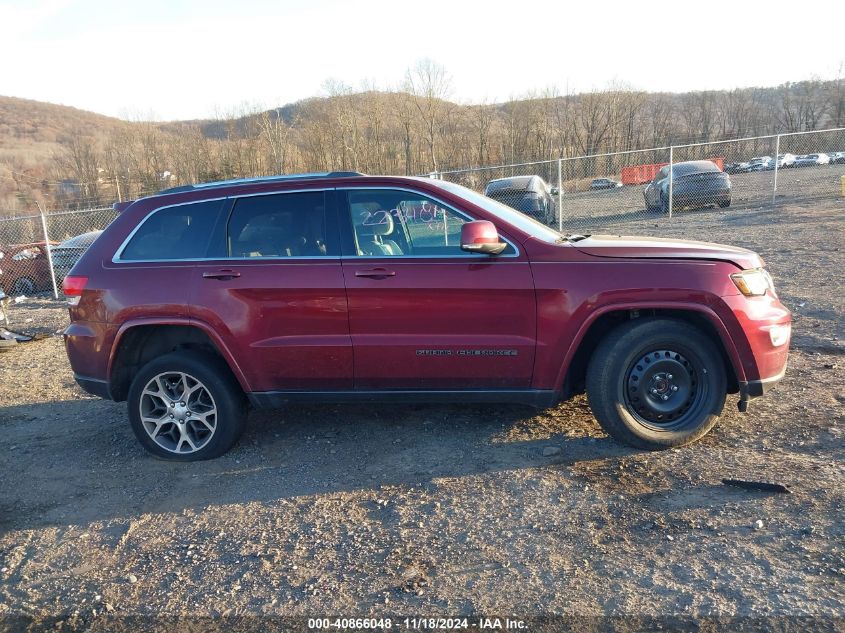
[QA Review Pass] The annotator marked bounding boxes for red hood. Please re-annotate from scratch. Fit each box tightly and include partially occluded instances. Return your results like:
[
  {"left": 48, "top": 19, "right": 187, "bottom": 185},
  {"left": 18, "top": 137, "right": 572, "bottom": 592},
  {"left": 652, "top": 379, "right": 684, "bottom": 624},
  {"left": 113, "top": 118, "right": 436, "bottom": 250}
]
[{"left": 571, "top": 235, "right": 763, "bottom": 269}]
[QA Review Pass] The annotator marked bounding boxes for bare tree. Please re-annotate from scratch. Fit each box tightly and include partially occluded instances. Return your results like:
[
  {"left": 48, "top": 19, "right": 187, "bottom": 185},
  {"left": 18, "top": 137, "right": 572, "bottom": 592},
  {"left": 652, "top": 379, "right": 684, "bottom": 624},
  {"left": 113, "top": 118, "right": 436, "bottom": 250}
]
[
  {"left": 827, "top": 62, "right": 845, "bottom": 127},
  {"left": 54, "top": 130, "right": 102, "bottom": 206},
  {"left": 404, "top": 59, "right": 452, "bottom": 172}
]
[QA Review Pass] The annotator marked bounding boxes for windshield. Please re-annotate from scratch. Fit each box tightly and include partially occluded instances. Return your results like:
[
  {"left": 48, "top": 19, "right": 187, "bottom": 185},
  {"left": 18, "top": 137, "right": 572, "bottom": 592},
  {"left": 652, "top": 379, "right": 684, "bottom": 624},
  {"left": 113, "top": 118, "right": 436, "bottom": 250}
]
[{"left": 423, "top": 179, "right": 562, "bottom": 242}]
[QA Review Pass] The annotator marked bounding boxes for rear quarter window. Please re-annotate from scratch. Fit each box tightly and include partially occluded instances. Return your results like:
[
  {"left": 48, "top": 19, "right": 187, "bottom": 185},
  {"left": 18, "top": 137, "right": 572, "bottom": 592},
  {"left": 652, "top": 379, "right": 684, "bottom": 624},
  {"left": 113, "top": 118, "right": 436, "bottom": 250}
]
[{"left": 120, "top": 200, "right": 222, "bottom": 261}]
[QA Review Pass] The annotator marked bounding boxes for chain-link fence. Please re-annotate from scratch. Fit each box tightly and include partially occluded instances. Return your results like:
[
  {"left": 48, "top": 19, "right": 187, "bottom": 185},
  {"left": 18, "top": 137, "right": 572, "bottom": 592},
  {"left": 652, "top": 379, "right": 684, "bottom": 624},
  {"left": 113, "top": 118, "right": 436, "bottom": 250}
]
[
  {"left": 1, "top": 127, "right": 843, "bottom": 302},
  {"left": 0, "top": 207, "right": 117, "bottom": 300},
  {"left": 433, "top": 127, "right": 845, "bottom": 234}
]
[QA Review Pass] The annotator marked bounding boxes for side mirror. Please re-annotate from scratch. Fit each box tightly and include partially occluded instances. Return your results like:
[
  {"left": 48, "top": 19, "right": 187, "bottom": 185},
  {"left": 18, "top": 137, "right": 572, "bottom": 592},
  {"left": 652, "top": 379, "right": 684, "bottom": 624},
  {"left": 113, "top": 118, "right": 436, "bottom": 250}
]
[
  {"left": 460, "top": 220, "right": 507, "bottom": 255},
  {"left": 550, "top": 186, "right": 560, "bottom": 196}
]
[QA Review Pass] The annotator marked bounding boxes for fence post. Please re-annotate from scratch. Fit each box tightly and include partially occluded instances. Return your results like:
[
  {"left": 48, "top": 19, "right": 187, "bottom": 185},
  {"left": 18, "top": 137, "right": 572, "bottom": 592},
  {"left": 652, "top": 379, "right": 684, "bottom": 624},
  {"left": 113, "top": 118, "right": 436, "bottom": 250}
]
[
  {"left": 557, "top": 157, "right": 563, "bottom": 233},
  {"left": 668, "top": 145, "right": 674, "bottom": 219},
  {"left": 772, "top": 134, "right": 781, "bottom": 207},
  {"left": 36, "top": 202, "right": 60, "bottom": 299}
]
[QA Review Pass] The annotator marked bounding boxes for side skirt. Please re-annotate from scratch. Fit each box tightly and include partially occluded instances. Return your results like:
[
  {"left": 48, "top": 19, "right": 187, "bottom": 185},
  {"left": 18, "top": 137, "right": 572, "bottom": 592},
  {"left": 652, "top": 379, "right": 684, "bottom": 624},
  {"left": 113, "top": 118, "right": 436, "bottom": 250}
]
[{"left": 247, "top": 389, "right": 560, "bottom": 409}]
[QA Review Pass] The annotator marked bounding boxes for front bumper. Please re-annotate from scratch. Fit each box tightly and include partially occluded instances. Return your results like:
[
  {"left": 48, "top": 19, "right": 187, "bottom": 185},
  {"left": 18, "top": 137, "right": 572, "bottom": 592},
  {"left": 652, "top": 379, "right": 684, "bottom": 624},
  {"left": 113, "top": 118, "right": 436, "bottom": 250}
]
[
  {"left": 737, "top": 366, "right": 787, "bottom": 411},
  {"left": 719, "top": 292, "right": 791, "bottom": 411}
]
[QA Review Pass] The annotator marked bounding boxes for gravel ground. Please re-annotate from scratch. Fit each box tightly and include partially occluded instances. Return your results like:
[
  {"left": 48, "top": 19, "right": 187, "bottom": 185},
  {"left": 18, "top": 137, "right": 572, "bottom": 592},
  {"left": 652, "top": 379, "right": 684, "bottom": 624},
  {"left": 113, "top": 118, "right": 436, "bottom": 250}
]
[
  {"left": 0, "top": 197, "right": 843, "bottom": 631},
  {"left": 553, "top": 163, "right": 845, "bottom": 231}
]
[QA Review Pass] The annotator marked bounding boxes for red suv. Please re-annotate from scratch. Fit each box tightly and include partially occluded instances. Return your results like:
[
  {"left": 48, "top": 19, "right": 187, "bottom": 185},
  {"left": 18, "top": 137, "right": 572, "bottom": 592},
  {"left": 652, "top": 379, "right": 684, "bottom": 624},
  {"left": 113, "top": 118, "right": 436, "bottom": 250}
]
[{"left": 62, "top": 172, "right": 791, "bottom": 461}]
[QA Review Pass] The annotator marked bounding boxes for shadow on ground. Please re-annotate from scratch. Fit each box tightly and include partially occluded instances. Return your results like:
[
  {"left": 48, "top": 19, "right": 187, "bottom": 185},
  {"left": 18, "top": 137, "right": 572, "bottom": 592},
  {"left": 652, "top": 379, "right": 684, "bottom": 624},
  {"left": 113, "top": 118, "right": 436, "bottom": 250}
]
[{"left": 0, "top": 398, "right": 633, "bottom": 533}]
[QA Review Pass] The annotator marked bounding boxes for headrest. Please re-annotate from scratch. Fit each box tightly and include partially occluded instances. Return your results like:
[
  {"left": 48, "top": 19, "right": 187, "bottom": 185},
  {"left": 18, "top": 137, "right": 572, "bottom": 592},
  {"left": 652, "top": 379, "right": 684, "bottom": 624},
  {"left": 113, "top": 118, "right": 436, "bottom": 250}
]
[{"left": 360, "top": 212, "right": 394, "bottom": 237}]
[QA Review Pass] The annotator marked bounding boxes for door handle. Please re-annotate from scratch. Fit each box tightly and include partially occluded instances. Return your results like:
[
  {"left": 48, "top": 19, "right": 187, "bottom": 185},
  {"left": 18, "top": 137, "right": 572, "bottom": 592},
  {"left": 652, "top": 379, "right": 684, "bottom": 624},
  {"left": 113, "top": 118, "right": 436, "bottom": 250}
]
[
  {"left": 354, "top": 268, "right": 396, "bottom": 279},
  {"left": 202, "top": 270, "right": 241, "bottom": 280}
]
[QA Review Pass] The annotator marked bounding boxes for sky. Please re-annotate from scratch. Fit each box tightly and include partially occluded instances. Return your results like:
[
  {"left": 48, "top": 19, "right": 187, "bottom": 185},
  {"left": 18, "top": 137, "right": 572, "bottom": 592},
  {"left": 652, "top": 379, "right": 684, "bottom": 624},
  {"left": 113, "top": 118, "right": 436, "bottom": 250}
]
[{"left": 1, "top": 0, "right": 843, "bottom": 121}]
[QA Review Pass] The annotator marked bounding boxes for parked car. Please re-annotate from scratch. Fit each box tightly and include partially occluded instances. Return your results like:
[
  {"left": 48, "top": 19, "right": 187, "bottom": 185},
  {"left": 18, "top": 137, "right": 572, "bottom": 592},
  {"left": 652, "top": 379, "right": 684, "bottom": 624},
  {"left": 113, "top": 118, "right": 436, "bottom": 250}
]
[
  {"left": 828, "top": 151, "right": 845, "bottom": 165},
  {"left": 62, "top": 171, "right": 790, "bottom": 461},
  {"left": 590, "top": 178, "right": 623, "bottom": 190},
  {"left": 726, "top": 160, "right": 756, "bottom": 174},
  {"left": 52, "top": 230, "right": 103, "bottom": 285},
  {"left": 747, "top": 156, "right": 772, "bottom": 172},
  {"left": 643, "top": 160, "right": 731, "bottom": 212},
  {"left": 773, "top": 153, "right": 797, "bottom": 168},
  {"left": 0, "top": 242, "right": 54, "bottom": 295},
  {"left": 483, "top": 175, "right": 557, "bottom": 224},
  {"left": 794, "top": 153, "right": 831, "bottom": 167}
]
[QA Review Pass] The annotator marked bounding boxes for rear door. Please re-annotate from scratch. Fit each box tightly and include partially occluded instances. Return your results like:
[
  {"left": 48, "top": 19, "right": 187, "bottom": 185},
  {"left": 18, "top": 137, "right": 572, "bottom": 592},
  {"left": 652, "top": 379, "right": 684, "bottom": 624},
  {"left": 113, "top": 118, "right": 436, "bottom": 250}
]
[
  {"left": 189, "top": 189, "right": 352, "bottom": 392},
  {"left": 339, "top": 187, "right": 537, "bottom": 390},
  {"left": 109, "top": 199, "right": 224, "bottom": 322}
]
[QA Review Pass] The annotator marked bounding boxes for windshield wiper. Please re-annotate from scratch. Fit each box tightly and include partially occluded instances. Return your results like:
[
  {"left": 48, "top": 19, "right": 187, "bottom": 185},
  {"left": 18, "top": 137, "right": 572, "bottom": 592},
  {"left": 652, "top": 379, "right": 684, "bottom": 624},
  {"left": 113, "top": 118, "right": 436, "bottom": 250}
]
[{"left": 558, "top": 234, "right": 590, "bottom": 243}]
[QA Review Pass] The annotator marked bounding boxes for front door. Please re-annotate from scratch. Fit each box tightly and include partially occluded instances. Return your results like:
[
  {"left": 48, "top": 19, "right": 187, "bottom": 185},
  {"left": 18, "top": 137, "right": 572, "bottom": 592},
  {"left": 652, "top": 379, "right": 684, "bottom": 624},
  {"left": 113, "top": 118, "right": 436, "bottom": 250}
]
[{"left": 339, "top": 188, "right": 536, "bottom": 390}]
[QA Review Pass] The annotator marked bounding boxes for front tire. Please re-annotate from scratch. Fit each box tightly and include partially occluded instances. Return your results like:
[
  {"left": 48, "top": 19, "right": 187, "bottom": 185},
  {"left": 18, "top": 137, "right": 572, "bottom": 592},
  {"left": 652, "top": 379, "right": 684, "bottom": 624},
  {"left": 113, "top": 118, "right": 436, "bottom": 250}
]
[
  {"left": 127, "top": 351, "right": 247, "bottom": 461},
  {"left": 718, "top": 199, "right": 731, "bottom": 208},
  {"left": 586, "top": 319, "right": 727, "bottom": 450}
]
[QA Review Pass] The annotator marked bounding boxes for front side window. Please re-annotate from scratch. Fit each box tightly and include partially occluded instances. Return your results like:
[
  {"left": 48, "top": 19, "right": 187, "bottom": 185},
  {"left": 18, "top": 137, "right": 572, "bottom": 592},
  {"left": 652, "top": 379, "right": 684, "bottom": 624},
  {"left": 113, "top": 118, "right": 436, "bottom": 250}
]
[
  {"left": 121, "top": 200, "right": 221, "bottom": 261},
  {"left": 347, "top": 189, "right": 475, "bottom": 257},
  {"left": 227, "top": 191, "right": 330, "bottom": 258}
]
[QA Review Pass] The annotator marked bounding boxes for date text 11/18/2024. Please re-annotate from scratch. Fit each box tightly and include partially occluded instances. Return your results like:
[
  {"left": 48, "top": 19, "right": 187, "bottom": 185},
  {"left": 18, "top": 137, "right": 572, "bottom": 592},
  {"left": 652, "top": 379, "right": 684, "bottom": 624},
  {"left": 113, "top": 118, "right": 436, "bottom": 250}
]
[{"left": 307, "top": 617, "right": 528, "bottom": 629}]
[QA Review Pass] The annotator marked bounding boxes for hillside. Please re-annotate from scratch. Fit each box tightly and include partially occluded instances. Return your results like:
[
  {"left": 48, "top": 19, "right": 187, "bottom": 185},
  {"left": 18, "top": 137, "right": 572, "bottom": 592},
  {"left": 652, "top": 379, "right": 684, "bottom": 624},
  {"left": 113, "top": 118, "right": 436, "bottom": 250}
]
[
  {"left": 0, "top": 97, "right": 134, "bottom": 213},
  {"left": 0, "top": 96, "right": 130, "bottom": 166},
  {"left": 1, "top": 76, "right": 843, "bottom": 214}
]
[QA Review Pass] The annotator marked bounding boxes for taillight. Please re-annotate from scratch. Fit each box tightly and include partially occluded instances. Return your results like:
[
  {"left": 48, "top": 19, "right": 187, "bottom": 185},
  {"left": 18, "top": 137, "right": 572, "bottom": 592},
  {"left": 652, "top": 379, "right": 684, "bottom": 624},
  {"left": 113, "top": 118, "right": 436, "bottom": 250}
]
[{"left": 62, "top": 275, "right": 88, "bottom": 306}]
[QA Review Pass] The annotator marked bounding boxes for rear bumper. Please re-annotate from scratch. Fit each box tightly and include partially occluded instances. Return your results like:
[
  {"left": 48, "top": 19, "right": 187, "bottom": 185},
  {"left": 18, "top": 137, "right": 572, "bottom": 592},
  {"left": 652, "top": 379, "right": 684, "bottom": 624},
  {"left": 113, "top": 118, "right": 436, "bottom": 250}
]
[
  {"left": 672, "top": 189, "right": 731, "bottom": 207},
  {"left": 74, "top": 374, "right": 112, "bottom": 400},
  {"left": 64, "top": 320, "right": 114, "bottom": 397}
]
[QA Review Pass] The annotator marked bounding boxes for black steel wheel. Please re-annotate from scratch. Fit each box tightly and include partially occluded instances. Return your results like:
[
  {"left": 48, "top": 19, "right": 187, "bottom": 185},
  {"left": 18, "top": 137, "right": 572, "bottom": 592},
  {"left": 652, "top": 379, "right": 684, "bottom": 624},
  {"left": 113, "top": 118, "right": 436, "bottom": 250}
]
[
  {"left": 586, "top": 318, "right": 727, "bottom": 450},
  {"left": 624, "top": 349, "right": 707, "bottom": 431}
]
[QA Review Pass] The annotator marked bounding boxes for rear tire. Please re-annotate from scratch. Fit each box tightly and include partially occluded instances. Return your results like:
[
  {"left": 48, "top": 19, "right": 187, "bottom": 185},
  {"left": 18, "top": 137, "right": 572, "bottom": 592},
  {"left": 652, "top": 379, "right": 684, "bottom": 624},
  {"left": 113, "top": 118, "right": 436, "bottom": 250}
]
[
  {"left": 11, "top": 277, "right": 34, "bottom": 295},
  {"left": 127, "top": 351, "right": 247, "bottom": 461},
  {"left": 586, "top": 318, "right": 727, "bottom": 450},
  {"left": 718, "top": 199, "right": 731, "bottom": 208}
]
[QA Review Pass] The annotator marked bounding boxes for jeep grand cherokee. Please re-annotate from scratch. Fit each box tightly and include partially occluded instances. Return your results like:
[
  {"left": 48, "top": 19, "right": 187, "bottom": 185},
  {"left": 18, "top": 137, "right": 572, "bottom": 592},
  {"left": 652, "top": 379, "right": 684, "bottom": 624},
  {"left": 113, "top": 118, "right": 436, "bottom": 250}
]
[{"left": 63, "top": 172, "right": 791, "bottom": 461}]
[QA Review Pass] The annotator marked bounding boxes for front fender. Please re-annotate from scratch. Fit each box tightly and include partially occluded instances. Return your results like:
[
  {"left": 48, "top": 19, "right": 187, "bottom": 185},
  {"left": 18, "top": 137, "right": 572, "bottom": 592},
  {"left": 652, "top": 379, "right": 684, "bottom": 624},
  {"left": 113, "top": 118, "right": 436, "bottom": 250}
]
[{"left": 547, "top": 300, "right": 747, "bottom": 394}]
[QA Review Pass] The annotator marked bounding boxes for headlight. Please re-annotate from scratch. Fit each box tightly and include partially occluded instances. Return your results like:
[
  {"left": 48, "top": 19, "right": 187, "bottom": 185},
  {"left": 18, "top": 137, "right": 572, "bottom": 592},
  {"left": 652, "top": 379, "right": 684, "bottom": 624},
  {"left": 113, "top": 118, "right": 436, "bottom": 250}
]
[{"left": 731, "top": 268, "right": 773, "bottom": 296}]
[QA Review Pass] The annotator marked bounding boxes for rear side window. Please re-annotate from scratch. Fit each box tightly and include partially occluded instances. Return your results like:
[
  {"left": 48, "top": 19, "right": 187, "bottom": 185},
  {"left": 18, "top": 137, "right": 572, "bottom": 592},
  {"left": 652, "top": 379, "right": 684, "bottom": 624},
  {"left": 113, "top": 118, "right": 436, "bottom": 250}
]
[
  {"left": 120, "top": 200, "right": 221, "bottom": 261},
  {"left": 227, "top": 192, "right": 331, "bottom": 258}
]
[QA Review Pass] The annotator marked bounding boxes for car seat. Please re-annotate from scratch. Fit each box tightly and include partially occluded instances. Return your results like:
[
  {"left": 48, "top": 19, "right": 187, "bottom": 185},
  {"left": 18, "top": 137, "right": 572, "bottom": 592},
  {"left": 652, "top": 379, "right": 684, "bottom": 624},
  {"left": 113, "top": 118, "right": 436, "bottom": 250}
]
[{"left": 356, "top": 212, "right": 402, "bottom": 256}]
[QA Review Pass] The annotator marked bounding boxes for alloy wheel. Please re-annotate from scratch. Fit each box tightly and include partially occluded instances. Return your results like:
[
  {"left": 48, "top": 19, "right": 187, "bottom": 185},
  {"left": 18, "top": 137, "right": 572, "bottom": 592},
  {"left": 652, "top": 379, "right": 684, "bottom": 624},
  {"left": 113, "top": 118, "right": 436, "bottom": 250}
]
[{"left": 138, "top": 371, "right": 218, "bottom": 454}]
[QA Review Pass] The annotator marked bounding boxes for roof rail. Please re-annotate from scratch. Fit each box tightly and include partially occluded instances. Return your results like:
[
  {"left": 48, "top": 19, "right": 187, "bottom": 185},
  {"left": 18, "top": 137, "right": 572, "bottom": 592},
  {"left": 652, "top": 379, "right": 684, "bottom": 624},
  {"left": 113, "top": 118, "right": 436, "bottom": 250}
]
[{"left": 157, "top": 171, "right": 365, "bottom": 195}]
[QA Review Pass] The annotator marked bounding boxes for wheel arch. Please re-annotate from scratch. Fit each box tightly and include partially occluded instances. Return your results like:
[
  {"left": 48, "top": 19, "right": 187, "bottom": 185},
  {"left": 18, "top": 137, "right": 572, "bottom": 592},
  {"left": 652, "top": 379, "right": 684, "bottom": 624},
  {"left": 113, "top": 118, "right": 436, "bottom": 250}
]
[
  {"left": 107, "top": 318, "right": 250, "bottom": 401},
  {"left": 557, "top": 303, "right": 744, "bottom": 401}
]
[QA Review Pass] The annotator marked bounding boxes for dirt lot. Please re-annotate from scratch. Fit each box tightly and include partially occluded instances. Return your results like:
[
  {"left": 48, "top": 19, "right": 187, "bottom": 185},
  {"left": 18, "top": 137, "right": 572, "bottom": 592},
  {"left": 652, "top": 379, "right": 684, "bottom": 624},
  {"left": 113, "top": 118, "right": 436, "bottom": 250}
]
[{"left": 0, "top": 197, "right": 843, "bottom": 630}]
